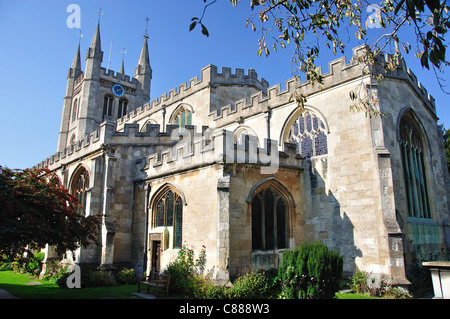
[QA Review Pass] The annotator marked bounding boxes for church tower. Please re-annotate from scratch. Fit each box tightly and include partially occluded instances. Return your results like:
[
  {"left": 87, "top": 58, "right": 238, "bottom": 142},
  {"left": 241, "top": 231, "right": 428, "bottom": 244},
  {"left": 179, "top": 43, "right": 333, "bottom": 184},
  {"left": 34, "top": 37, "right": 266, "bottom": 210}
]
[{"left": 57, "top": 22, "right": 152, "bottom": 152}]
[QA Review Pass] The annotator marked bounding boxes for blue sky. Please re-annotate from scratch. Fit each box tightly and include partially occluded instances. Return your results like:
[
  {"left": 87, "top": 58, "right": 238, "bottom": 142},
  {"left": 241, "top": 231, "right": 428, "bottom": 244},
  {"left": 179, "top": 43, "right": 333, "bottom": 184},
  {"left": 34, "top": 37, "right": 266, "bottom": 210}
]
[{"left": 0, "top": 0, "right": 449, "bottom": 169}]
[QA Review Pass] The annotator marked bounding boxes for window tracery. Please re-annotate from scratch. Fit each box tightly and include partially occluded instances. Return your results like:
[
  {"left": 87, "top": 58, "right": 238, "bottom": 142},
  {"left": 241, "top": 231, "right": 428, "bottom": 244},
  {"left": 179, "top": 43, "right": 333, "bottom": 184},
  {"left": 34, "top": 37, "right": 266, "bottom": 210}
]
[
  {"left": 153, "top": 188, "right": 183, "bottom": 248},
  {"left": 286, "top": 110, "right": 327, "bottom": 158},
  {"left": 399, "top": 114, "right": 431, "bottom": 219}
]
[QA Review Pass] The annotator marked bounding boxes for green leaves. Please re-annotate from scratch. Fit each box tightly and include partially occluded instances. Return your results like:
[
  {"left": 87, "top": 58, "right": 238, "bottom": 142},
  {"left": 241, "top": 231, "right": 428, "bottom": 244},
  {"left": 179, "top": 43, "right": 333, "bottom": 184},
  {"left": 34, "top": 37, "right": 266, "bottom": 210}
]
[
  {"left": 0, "top": 166, "right": 101, "bottom": 260},
  {"left": 190, "top": 17, "right": 210, "bottom": 37}
]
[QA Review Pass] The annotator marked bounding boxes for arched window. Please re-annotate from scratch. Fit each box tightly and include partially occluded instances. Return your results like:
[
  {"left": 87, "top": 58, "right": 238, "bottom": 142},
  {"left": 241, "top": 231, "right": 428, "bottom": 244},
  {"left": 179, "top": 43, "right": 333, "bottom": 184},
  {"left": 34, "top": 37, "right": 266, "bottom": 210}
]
[
  {"left": 251, "top": 185, "right": 288, "bottom": 251},
  {"left": 71, "top": 99, "right": 78, "bottom": 123},
  {"left": 285, "top": 110, "right": 327, "bottom": 158},
  {"left": 103, "top": 94, "right": 114, "bottom": 117},
  {"left": 172, "top": 107, "right": 192, "bottom": 130},
  {"left": 153, "top": 188, "right": 183, "bottom": 248},
  {"left": 71, "top": 167, "right": 89, "bottom": 215},
  {"left": 399, "top": 113, "right": 431, "bottom": 219},
  {"left": 118, "top": 97, "right": 128, "bottom": 119}
]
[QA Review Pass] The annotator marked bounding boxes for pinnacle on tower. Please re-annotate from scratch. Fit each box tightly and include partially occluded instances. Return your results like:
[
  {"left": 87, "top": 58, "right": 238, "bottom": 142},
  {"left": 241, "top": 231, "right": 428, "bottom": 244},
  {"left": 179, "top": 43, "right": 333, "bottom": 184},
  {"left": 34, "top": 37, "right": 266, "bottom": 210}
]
[
  {"left": 119, "top": 59, "right": 125, "bottom": 74},
  {"left": 68, "top": 43, "right": 82, "bottom": 78},
  {"left": 86, "top": 23, "right": 103, "bottom": 61},
  {"left": 135, "top": 36, "right": 151, "bottom": 76}
]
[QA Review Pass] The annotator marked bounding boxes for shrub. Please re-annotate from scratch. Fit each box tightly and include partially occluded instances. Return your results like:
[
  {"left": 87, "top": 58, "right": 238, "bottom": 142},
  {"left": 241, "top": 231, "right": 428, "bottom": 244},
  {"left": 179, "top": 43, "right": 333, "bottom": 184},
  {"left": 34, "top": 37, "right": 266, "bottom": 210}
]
[
  {"left": 350, "top": 270, "right": 370, "bottom": 295},
  {"left": 349, "top": 270, "right": 413, "bottom": 299},
  {"left": 278, "top": 241, "right": 343, "bottom": 299},
  {"left": 117, "top": 268, "right": 137, "bottom": 285},
  {"left": 227, "top": 269, "right": 277, "bottom": 299},
  {"left": 165, "top": 244, "right": 208, "bottom": 297},
  {"left": 27, "top": 252, "right": 45, "bottom": 274}
]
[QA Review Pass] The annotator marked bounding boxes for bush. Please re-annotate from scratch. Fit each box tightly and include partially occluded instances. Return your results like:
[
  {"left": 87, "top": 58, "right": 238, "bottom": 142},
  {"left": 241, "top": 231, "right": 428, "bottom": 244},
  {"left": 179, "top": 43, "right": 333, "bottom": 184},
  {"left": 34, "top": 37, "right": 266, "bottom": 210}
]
[
  {"left": 349, "top": 270, "right": 412, "bottom": 299},
  {"left": 117, "top": 268, "right": 137, "bottom": 285},
  {"left": 165, "top": 244, "right": 208, "bottom": 297},
  {"left": 227, "top": 269, "right": 279, "bottom": 299},
  {"left": 278, "top": 241, "right": 343, "bottom": 299},
  {"left": 56, "top": 267, "right": 117, "bottom": 288}
]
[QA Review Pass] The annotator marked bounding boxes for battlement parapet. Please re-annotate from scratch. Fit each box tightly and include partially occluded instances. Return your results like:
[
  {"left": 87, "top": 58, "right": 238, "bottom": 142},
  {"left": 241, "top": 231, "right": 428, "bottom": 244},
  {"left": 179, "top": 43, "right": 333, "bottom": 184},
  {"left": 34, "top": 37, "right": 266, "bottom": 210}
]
[
  {"left": 140, "top": 128, "right": 302, "bottom": 179},
  {"left": 371, "top": 52, "right": 436, "bottom": 113},
  {"left": 34, "top": 122, "right": 211, "bottom": 171},
  {"left": 209, "top": 45, "right": 437, "bottom": 125},
  {"left": 100, "top": 67, "right": 138, "bottom": 85},
  {"left": 34, "top": 122, "right": 111, "bottom": 171},
  {"left": 115, "top": 65, "right": 270, "bottom": 131}
]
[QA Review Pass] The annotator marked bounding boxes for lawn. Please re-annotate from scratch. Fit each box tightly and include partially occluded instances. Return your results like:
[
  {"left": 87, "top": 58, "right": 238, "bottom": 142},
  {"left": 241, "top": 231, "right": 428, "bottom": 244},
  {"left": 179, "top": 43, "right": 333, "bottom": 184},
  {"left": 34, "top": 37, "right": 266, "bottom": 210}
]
[
  {"left": 0, "top": 270, "right": 142, "bottom": 299},
  {"left": 0, "top": 270, "right": 378, "bottom": 299}
]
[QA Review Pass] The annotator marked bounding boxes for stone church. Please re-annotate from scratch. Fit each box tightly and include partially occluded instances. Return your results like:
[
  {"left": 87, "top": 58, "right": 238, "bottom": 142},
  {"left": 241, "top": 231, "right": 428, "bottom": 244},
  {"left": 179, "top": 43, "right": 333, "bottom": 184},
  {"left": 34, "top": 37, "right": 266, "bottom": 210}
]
[{"left": 36, "top": 22, "right": 450, "bottom": 286}]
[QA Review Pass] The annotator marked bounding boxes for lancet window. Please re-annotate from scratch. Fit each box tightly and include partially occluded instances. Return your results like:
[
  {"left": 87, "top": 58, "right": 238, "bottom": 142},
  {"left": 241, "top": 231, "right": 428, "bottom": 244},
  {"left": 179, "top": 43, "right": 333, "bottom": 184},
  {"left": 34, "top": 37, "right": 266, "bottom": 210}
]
[
  {"left": 71, "top": 99, "right": 78, "bottom": 123},
  {"left": 118, "top": 97, "right": 128, "bottom": 119},
  {"left": 251, "top": 186, "right": 288, "bottom": 251},
  {"left": 172, "top": 107, "right": 192, "bottom": 130},
  {"left": 71, "top": 167, "right": 89, "bottom": 216},
  {"left": 399, "top": 114, "right": 431, "bottom": 219},
  {"left": 153, "top": 188, "right": 183, "bottom": 248},
  {"left": 103, "top": 94, "right": 114, "bottom": 117}
]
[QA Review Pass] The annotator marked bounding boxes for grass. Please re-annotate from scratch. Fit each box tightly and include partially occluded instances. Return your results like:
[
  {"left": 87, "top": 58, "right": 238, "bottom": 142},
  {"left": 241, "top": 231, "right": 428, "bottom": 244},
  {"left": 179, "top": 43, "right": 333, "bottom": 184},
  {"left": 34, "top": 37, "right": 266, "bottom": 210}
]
[
  {"left": 0, "top": 270, "right": 143, "bottom": 299},
  {"left": 1, "top": 270, "right": 381, "bottom": 299}
]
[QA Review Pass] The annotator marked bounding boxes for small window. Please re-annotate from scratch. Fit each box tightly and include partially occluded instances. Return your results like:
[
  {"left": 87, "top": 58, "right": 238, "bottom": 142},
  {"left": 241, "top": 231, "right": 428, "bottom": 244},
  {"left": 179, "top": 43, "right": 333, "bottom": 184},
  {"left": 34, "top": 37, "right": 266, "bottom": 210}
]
[
  {"left": 71, "top": 99, "right": 78, "bottom": 123},
  {"left": 118, "top": 98, "right": 128, "bottom": 119},
  {"left": 103, "top": 94, "right": 114, "bottom": 117}
]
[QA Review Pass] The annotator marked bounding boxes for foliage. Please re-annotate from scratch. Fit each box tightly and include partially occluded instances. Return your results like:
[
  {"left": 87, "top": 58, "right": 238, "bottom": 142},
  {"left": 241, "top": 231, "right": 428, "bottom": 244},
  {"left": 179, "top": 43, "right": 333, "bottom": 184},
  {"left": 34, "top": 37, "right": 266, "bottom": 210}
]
[
  {"left": 278, "top": 241, "right": 343, "bottom": 299},
  {"left": 0, "top": 166, "right": 101, "bottom": 260},
  {"left": 350, "top": 270, "right": 370, "bottom": 294},
  {"left": 350, "top": 270, "right": 412, "bottom": 298},
  {"left": 117, "top": 268, "right": 137, "bottom": 285},
  {"left": 56, "top": 267, "right": 117, "bottom": 289},
  {"left": 191, "top": 0, "right": 450, "bottom": 114},
  {"left": 227, "top": 268, "right": 280, "bottom": 299},
  {"left": 165, "top": 244, "right": 208, "bottom": 296}
]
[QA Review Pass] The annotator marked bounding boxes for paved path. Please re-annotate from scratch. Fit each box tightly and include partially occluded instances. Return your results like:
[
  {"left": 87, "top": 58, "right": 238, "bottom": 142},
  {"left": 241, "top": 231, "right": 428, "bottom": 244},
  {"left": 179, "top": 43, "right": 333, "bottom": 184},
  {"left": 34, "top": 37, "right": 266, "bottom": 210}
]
[
  {"left": 0, "top": 288, "right": 156, "bottom": 299},
  {"left": 0, "top": 289, "right": 18, "bottom": 299}
]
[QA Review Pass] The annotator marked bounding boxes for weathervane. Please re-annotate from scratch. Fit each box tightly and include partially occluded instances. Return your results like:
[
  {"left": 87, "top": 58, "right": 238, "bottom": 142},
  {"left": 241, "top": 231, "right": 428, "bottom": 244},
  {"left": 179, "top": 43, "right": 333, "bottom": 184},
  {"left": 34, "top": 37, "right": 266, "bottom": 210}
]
[
  {"left": 144, "top": 17, "right": 149, "bottom": 38},
  {"left": 97, "top": 8, "right": 103, "bottom": 24},
  {"left": 78, "top": 31, "right": 83, "bottom": 45},
  {"left": 121, "top": 48, "right": 127, "bottom": 61}
]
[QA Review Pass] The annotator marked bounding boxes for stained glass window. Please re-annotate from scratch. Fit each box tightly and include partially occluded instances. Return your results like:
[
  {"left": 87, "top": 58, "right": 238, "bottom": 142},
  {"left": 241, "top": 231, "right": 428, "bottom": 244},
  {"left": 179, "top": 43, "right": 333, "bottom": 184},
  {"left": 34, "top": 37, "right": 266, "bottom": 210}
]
[
  {"left": 173, "top": 107, "right": 192, "bottom": 130},
  {"left": 286, "top": 111, "right": 327, "bottom": 158},
  {"left": 252, "top": 187, "right": 287, "bottom": 251},
  {"left": 153, "top": 188, "right": 183, "bottom": 248},
  {"left": 71, "top": 167, "right": 89, "bottom": 215},
  {"left": 399, "top": 115, "right": 431, "bottom": 219}
]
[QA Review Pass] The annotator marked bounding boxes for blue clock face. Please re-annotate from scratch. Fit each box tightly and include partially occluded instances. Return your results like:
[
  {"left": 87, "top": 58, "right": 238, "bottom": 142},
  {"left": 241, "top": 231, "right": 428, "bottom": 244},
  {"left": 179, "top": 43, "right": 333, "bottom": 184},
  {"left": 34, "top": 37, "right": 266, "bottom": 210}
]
[{"left": 112, "top": 83, "right": 125, "bottom": 97}]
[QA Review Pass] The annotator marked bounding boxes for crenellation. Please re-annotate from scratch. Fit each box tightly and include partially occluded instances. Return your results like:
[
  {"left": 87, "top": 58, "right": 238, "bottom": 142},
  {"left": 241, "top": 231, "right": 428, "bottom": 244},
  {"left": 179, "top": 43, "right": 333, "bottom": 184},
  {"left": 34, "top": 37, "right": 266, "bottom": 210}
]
[{"left": 100, "top": 67, "right": 137, "bottom": 85}]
